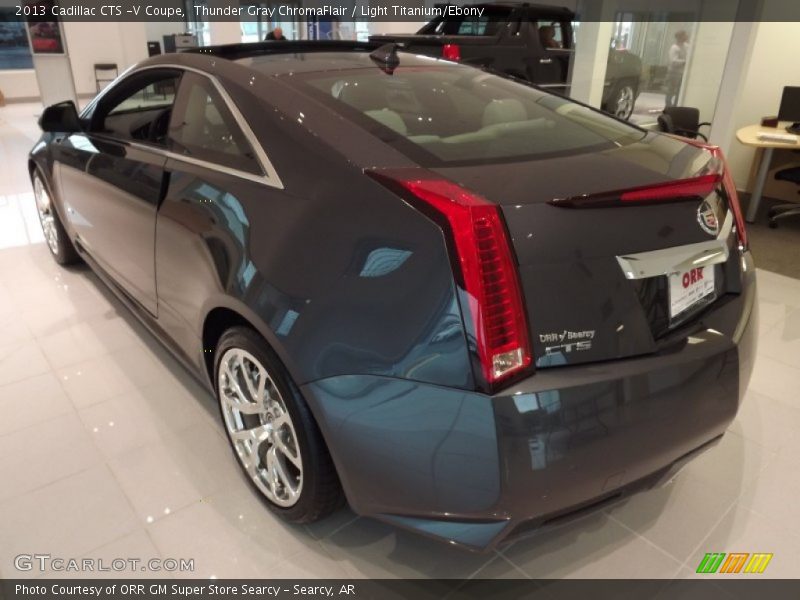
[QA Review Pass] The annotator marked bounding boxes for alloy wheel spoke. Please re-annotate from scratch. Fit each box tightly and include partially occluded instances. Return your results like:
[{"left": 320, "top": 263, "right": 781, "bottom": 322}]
[
  {"left": 224, "top": 362, "right": 250, "bottom": 404},
  {"left": 221, "top": 390, "right": 262, "bottom": 415},
  {"left": 229, "top": 422, "right": 272, "bottom": 444},
  {"left": 273, "top": 431, "right": 301, "bottom": 470},
  {"left": 267, "top": 446, "right": 299, "bottom": 499}
]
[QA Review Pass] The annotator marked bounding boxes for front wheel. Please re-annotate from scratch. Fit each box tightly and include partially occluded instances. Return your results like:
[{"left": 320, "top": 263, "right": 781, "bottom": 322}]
[
  {"left": 609, "top": 82, "right": 636, "bottom": 120},
  {"left": 32, "top": 170, "right": 80, "bottom": 265},
  {"left": 214, "top": 327, "right": 343, "bottom": 522}
]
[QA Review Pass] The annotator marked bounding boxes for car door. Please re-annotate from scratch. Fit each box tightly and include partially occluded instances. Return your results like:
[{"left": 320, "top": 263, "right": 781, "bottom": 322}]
[
  {"left": 526, "top": 18, "right": 573, "bottom": 94},
  {"left": 53, "top": 68, "right": 182, "bottom": 316}
]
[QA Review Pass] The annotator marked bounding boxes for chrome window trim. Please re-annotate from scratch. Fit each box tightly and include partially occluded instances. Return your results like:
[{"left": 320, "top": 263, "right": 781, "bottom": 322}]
[
  {"left": 615, "top": 211, "right": 734, "bottom": 280},
  {"left": 80, "top": 63, "right": 284, "bottom": 190}
]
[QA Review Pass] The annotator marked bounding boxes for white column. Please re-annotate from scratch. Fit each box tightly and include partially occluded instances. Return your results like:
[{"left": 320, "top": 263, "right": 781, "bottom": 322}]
[
  {"left": 208, "top": 20, "right": 241, "bottom": 45},
  {"left": 117, "top": 22, "right": 149, "bottom": 68},
  {"left": 569, "top": 0, "right": 615, "bottom": 107},
  {"left": 679, "top": 21, "right": 735, "bottom": 125},
  {"left": 707, "top": 20, "right": 759, "bottom": 156},
  {"left": 207, "top": 0, "right": 242, "bottom": 45}
]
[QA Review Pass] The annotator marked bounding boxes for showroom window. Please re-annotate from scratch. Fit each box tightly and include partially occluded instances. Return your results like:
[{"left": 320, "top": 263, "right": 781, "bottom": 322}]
[
  {"left": 0, "top": 8, "right": 33, "bottom": 70},
  {"left": 168, "top": 72, "right": 261, "bottom": 174}
]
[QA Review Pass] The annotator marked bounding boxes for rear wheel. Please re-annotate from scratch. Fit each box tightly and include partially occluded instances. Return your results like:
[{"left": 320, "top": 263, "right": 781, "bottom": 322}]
[
  {"left": 609, "top": 82, "right": 636, "bottom": 120},
  {"left": 214, "top": 327, "right": 343, "bottom": 522},
  {"left": 32, "top": 171, "right": 80, "bottom": 265}
]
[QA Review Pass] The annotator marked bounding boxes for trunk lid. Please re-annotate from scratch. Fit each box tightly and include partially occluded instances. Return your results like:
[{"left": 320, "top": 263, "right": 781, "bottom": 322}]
[{"left": 435, "top": 134, "right": 740, "bottom": 368}]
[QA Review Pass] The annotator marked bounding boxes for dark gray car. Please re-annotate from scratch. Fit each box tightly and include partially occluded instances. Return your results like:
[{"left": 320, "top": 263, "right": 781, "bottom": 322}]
[{"left": 28, "top": 41, "right": 756, "bottom": 551}]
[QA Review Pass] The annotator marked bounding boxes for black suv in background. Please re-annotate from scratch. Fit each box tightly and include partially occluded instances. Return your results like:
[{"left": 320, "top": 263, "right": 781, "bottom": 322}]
[{"left": 370, "top": 2, "right": 643, "bottom": 119}]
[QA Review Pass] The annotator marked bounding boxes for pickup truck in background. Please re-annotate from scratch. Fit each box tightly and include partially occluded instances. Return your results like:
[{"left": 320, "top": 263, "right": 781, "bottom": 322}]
[{"left": 369, "top": 3, "right": 643, "bottom": 120}]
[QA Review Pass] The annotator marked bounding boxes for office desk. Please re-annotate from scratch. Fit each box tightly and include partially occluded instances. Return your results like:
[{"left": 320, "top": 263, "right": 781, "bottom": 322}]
[{"left": 736, "top": 124, "right": 799, "bottom": 222}]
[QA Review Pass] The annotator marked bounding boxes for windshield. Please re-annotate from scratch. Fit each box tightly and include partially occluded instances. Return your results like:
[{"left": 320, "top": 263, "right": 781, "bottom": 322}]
[{"left": 300, "top": 65, "right": 646, "bottom": 166}]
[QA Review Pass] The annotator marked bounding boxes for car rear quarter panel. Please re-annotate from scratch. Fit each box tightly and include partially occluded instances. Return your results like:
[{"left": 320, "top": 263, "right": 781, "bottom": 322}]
[{"left": 153, "top": 63, "right": 475, "bottom": 391}]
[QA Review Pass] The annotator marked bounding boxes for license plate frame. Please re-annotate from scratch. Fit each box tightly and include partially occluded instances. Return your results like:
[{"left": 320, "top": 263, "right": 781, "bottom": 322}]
[{"left": 668, "top": 265, "right": 716, "bottom": 320}]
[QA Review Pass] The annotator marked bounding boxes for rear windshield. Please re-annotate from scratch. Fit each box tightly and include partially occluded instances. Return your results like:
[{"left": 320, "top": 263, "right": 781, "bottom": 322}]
[{"left": 300, "top": 65, "right": 646, "bottom": 167}]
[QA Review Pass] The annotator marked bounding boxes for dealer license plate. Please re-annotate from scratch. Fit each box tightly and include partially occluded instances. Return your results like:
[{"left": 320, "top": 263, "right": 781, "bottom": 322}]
[{"left": 668, "top": 266, "right": 716, "bottom": 319}]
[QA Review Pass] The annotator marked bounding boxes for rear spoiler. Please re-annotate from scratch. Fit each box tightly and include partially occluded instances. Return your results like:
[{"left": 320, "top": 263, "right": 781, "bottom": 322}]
[{"left": 187, "top": 40, "right": 378, "bottom": 61}]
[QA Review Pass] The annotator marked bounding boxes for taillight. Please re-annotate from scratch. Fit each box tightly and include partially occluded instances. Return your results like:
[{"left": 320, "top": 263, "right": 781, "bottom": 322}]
[
  {"left": 709, "top": 147, "right": 748, "bottom": 249},
  {"left": 665, "top": 136, "right": 748, "bottom": 248},
  {"left": 549, "top": 141, "right": 748, "bottom": 248},
  {"left": 367, "top": 169, "right": 532, "bottom": 387},
  {"left": 620, "top": 174, "right": 721, "bottom": 203},
  {"left": 550, "top": 173, "right": 722, "bottom": 208},
  {"left": 442, "top": 44, "right": 461, "bottom": 61}
]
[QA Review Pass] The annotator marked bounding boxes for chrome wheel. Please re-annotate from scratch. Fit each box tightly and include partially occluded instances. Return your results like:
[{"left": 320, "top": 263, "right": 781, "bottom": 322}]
[
  {"left": 614, "top": 85, "right": 635, "bottom": 120},
  {"left": 33, "top": 176, "right": 59, "bottom": 255},
  {"left": 218, "top": 348, "right": 303, "bottom": 507}
]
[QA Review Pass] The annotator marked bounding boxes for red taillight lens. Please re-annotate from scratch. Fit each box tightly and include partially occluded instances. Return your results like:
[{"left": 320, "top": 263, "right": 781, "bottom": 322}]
[
  {"left": 678, "top": 138, "right": 748, "bottom": 248},
  {"left": 709, "top": 148, "right": 748, "bottom": 249},
  {"left": 442, "top": 44, "right": 461, "bottom": 61},
  {"left": 367, "top": 169, "right": 532, "bottom": 386},
  {"left": 620, "top": 173, "right": 721, "bottom": 203}
]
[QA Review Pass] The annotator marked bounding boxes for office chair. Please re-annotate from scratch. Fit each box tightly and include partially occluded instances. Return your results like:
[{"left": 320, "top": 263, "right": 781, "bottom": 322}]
[
  {"left": 657, "top": 107, "right": 712, "bottom": 142},
  {"left": 768, "top": 166, "right": 800, "bottom": 228}
]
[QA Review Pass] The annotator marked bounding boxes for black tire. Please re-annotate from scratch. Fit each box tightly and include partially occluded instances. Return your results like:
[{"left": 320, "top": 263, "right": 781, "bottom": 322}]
[
  {"left": 214, "top": 326, "right": 343, "bottom": 523},
  {"left": 32, "top": 169, "right": 80, "bottom": 265}
]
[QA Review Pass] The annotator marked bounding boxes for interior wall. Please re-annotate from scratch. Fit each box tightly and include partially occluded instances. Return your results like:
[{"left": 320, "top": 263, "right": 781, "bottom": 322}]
[
  {"left": 717, "top": 21, "right": 800, "bottom": 190},
  {"left": 0, "top": 70, "right": 40, "bottom": 102},
  {"left": 680, "top": 21, "right": 735, "bottom": 123},
  {"left": 63, "top": 22, "right": 149, "bottom": 97},
  {"left": 145, "top": 22, "right": 189, "bottom": 50}
]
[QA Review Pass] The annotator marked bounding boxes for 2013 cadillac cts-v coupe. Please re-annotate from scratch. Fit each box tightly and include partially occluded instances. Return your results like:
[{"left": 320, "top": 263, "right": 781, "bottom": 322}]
[{"left": 29, "top": 41, "right": 757, "bottom": 551}]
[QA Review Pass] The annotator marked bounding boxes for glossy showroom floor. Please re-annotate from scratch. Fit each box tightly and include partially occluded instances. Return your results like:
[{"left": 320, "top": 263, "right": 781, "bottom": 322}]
[{"left": 2, "top": 102, "right": 800, "bottom": 581}]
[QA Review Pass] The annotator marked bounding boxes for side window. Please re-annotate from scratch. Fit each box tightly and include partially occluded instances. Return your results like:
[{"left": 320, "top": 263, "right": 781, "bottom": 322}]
[
  {"left": 168, "top": 73, "right": 261, "bottom": 175},
  {"left": 537, "top": 21, "right": 566, "bottom": 49},
  {"left": 93, "top": 71, "right": 180, "bottom": 146}
]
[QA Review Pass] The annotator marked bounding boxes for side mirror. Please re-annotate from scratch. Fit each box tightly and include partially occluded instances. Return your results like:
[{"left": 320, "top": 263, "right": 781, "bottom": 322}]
[{"left": 38, "top": 101, "right": 82, "bottom": 133}]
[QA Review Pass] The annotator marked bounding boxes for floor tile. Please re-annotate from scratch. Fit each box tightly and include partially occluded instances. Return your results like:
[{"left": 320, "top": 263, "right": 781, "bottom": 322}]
[
  {"left": 680, "top": 430, "right": 774, "bottom": 501},
  {"left": 57, "top": 354, "right": 142, "bottom": 409},
  {"left": 756, "top": 307, "right": 800, "bottom": 370},
  {"left": 746, "top": 354, "right": 800, "bottom": 407},
  {"left": 37, "top": 316, "right": 140, "bottom": 370},
  {"left": 108, "top": 421, "right": 241, "bottom": 525},
  {"left": 730, "top": 389, "right": 800, "bottom": 452},
  {"left": 146, "top": 494, "right": 315, "bottom": 579},
  {"left": 0, "top": 372, "right": 73, "bottom": 436},
  {"left": 0, "top": 411, "right": 101, "bottom": 503},
  {"left": 737, "top": 453, "right": 800, "bottom": 534},
  {"left": 0, "top": 339, "right": 51, "bottom": 387},
  {"left": 319, "top": 518, "right": 496, "bottom": 579},
  {"left": 0, "top": 466, "right": 139, "bottom": 574},
  {"left": 78, "top": 384, "right": 204, "bottom": 459},
  {"left": 38, "top": 530, "right": 167, "bottom": 579},
  {"left": 501, "top": 512, "right": 683, "bottom": 579},
  {"left": 606, "top": 475, "right": 736, "bottom": 564}
]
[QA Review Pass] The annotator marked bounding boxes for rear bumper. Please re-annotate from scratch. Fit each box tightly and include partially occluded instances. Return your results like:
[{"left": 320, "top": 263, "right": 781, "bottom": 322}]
[{"left": 301, "top": 252, "right": 757, "bottom": 551}]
